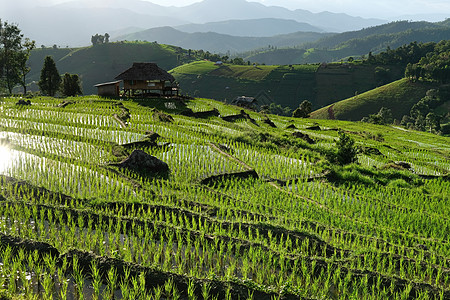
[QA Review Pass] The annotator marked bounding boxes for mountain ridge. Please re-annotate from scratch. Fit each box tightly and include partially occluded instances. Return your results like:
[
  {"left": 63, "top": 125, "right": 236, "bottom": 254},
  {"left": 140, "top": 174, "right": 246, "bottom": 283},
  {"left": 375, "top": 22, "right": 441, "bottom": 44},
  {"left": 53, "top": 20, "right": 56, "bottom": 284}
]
[
  {"left": 174, "top": 18, "right": 324, "bottom": 37},
  {"left": 113, "top": 26, "right": 332, "bottom": 53},
  {"left": 3, "top": 0, "right": 385, "bottom": 46}
]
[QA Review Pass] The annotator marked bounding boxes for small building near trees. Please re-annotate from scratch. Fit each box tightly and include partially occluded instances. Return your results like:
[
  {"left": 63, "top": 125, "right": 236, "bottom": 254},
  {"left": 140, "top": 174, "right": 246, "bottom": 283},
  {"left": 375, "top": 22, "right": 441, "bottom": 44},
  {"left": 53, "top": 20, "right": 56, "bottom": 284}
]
[{"left": 94, "top": 80, "right": 121, "bottom": 98}]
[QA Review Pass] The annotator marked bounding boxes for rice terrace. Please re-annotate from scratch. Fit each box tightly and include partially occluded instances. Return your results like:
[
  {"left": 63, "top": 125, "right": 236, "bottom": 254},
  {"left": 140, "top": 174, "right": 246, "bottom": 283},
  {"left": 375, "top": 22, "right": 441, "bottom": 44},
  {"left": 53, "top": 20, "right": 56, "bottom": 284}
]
[
  {"left": 0, "top": 93, "right": 448, "bottom": 299},
  {"left": 1, "top": 0, "right": 450, "bottom": 298}
]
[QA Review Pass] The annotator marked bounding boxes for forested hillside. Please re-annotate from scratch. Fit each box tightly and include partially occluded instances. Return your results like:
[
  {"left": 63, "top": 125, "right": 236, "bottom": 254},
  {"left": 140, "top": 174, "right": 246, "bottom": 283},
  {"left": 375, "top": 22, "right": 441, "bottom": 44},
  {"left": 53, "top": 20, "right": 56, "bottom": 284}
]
[
  {"left": 311, "top": 40, "right": 450, "bottom": 134},
  {"left": 243, "top": 20, "right": 450, "bottom": 65}
]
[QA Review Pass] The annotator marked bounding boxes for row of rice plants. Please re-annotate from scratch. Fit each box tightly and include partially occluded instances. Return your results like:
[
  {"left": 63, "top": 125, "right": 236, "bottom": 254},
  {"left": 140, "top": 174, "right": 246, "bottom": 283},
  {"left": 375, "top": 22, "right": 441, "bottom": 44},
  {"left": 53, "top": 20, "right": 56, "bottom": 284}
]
[
  {"left": 0, "top": 117, "right": 146, "bottom": 145},
  {"left": 1, "top": 107, "right": 119, "bottom": 128},
  {"left": 0, "top": 131, "right": 111, "bottom": 164},
  {"left": 1, "top": 184, "right": 444, "bottom": 299}
]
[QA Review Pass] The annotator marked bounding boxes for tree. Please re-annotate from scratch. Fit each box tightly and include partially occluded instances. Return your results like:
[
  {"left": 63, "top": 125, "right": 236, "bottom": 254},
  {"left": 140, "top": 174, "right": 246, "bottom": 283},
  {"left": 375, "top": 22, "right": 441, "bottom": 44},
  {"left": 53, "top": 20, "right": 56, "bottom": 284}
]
[
  {"left": 377, "top": 107, "right": 393, "bottom": 124},
  {"left": 39, "top": 56, "right": 61, "bottom": 96},
  {"left": 292, "top": 100, "right": 312, "bottom": 118},
  {"left": 425, "top": 112, "right": 440, "bottom": 133},
  {"left": 335, "top": 130, "right": 358, "bottom": 165},
  {"left": 0, "top": 20, "right": 24, "bottom": 94},
  {"left": 374, "top": 66, "right": 391, "bottom": 86},
  {"left": 91, "top": 34, "right": 109, "bottom": 46},
  {"left": 17, "top": 38, "right": 35, "bottom": 94},
  {"left": 60, "top": 73, "right": 82, "bottom": 97}
]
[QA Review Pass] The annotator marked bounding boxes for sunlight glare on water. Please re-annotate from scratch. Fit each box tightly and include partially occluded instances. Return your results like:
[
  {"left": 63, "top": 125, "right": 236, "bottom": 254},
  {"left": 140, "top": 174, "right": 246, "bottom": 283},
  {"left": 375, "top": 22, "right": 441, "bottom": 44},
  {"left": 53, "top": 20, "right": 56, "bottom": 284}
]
[{"left": 0, "top": 145, "right": 11, "bottom": 173}]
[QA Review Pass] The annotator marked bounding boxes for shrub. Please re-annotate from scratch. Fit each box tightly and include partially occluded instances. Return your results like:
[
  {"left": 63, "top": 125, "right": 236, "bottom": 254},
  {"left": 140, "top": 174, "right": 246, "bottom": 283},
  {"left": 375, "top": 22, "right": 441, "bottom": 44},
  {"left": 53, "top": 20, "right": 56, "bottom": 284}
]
[
  {"left": 292, "top": 100, "right": 312, "bottom": 118},
  {"left": 335, "top": 130, "right": 358, "bottom": 165}
]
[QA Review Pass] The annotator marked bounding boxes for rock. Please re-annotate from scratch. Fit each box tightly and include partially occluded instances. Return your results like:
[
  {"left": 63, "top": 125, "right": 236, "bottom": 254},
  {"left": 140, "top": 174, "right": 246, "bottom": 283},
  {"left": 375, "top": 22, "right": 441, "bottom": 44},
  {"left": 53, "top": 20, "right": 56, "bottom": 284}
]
[
  {"left": 394, "top": 161, "right": 411, "bottom": 169},
  {"left": 180, "top": 108, "right": 195, "bottom": 117},
  {"left": 16, "top": 99, "right": 31, "bottom": 106},
  {"left": 221, "top": 110, "right": 256, "bottom": 123},
  {"left": 200, "top": 170, "right": 259, "bottom": 186},
  {"left": 360, "top": 146, "right": 384, "bottom": 156},
  {"left": 263, "top": 118, "right": 277, "bottom": 128},
  {"left": 292, "top": 131, "right": 315, "bottom": 144},
  {"left": 151, "top": 109, "right": 174, "bottom": 123},
  {"left": 115, "top": 150, "right": 169, "bottom": 174},
  {"left": 144, "top": 131, "right": 161, "bottom": 142},
  {"left": 180, "top": 108, "right": 220, "bottom": 118}
]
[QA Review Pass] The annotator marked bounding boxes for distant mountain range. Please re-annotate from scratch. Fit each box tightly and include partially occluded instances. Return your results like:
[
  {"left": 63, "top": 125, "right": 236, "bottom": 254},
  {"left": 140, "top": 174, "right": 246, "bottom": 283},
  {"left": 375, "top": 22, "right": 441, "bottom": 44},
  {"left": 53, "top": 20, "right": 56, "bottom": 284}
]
[
  {"left": 4, "top": 0, "right": 386, "bottom": 46},
  {"left": 113, "top": 19, "right": 450, "bottom": 57},
  {"left": 113, "top": 25, "right": 332, "bottom": 54},
  {"left": 174, "top": 18, "right": 325, "bottom": 37}
]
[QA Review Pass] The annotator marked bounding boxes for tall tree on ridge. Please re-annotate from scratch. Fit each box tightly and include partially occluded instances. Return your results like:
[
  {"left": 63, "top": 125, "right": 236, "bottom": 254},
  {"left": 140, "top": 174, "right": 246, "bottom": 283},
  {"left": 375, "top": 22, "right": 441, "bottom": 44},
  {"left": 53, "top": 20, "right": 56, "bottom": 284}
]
[{"left": 39, "top": 56, "right": 61, "bottom": 96}]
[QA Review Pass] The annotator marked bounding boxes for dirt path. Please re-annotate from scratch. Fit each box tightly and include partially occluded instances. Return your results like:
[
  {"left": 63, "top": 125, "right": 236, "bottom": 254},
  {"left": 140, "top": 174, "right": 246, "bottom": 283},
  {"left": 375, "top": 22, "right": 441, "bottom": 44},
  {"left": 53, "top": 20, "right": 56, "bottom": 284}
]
[{"left": 327, "top": 104, "right": 336, "bottom": 120}]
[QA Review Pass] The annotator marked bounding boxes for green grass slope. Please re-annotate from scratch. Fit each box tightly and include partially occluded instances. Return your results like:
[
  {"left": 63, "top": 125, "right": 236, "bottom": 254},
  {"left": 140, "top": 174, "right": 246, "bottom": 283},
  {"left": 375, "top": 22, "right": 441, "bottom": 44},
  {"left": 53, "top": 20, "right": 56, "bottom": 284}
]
[{"left": 310, "top": 78, "right": 437, "bottom": 120}]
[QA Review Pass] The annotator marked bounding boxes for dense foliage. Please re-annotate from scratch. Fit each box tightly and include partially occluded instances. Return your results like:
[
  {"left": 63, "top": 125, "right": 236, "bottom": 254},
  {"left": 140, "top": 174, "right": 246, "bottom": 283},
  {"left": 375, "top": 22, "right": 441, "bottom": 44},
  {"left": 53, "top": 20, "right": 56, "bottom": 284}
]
[
  {"left": 292, "top": 100, "right": 312, "bottom": 118},
  {"left": 405, "top": 40, "right": 450, "bottom": 83},
  {"left": 0, "top": 19, "right": 35, "bottom": 95},
  {"left": 60, "top": 73, "right": 82, "bottom": 97},
  {"left": 91, "top": 33, "right": 110, "bottom": 46}
]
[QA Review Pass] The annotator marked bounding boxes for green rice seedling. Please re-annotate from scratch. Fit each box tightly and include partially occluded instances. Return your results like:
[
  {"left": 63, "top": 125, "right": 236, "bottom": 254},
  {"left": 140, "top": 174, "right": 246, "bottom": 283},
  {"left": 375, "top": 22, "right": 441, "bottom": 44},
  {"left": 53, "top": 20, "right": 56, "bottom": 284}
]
[
  {"left": 119, "top": 278, "right": 130, "bottom": 300},
  {"left": 152, "top": 285, "right": 162, "bottom": 300},
  {"left": 164, "top": 277, "right": 174, "bottom": 298},
  {"left": 72, "top": 255, "right": 85, "bottom": 300},
  {"left": 137, "top": 272, "right": 147, "bottom": 299},
  {"left": 201, "top": 281, "right": 211, "bottom": 300},
  {"left": 172, "top": 283, "right": 181, "bottom": 300},
  {"left": 34, "top": 258, "right": 44, "bottom": 294},
  {"left": 43, "top": 273, "right": 54, "bottom": 300},
  {"left": 90, "top": 261, "right": 101, "bottom": 300},
  {"left": 246, "top": 289, "right": 254, "bottom": 300},
  {"left": 104, "top": 267, "right": 118, "bottom": 300},
  {"left": 58, "top": 258, "right": 69, "bottom": 300},
  {"left": 187, "top": 278, "right": 196, "bottom": 300}
]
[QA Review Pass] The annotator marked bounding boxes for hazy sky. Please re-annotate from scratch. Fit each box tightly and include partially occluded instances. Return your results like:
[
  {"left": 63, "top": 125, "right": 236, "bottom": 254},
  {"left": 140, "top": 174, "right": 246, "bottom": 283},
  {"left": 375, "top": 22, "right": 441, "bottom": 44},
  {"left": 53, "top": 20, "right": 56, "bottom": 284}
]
[{"left": 10, "top": 0, "right": 450, "bottom": 19}]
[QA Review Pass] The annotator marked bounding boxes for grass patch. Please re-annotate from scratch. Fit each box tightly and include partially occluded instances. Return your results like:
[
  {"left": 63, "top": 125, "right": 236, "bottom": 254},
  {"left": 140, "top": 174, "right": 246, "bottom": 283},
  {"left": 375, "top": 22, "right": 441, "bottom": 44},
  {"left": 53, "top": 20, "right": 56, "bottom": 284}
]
[{"left": 311, "top": 78, "right": 437, "bottom": 120}]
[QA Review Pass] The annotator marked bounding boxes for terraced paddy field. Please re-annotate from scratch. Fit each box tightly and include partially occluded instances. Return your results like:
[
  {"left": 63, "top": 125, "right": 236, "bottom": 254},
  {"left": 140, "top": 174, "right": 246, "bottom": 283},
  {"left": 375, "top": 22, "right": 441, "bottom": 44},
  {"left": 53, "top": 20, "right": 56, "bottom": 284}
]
[{"left": 0, "top": 96, "right": 448, "bottom": 299}]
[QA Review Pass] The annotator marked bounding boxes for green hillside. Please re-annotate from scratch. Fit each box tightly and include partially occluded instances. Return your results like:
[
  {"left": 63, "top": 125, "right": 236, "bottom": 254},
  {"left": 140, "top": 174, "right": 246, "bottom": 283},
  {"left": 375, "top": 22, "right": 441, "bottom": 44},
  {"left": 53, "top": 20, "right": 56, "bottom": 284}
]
[
  {"left": 310, "top": 78, "right": 438, "bottom": 120},
  {"left": 171, "top": 61, "right": 321, "bottom": 108},
  {"left": 27, "top": 42, "right": 193, "bottom": 95},
  {"left": 171, "top": 60, "right": 404, "bottom": 109},
  {"left": 0, "top": 95, "right": 449, "bottom": 299}
]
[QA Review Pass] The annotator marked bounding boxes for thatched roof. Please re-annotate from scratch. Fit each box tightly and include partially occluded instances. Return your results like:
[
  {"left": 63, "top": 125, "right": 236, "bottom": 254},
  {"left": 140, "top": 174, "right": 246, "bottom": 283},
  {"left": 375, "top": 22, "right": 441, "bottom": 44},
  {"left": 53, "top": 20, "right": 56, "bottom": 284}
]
[{"left": 115, "top": 63, "right": 175, "bottom": 82}]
